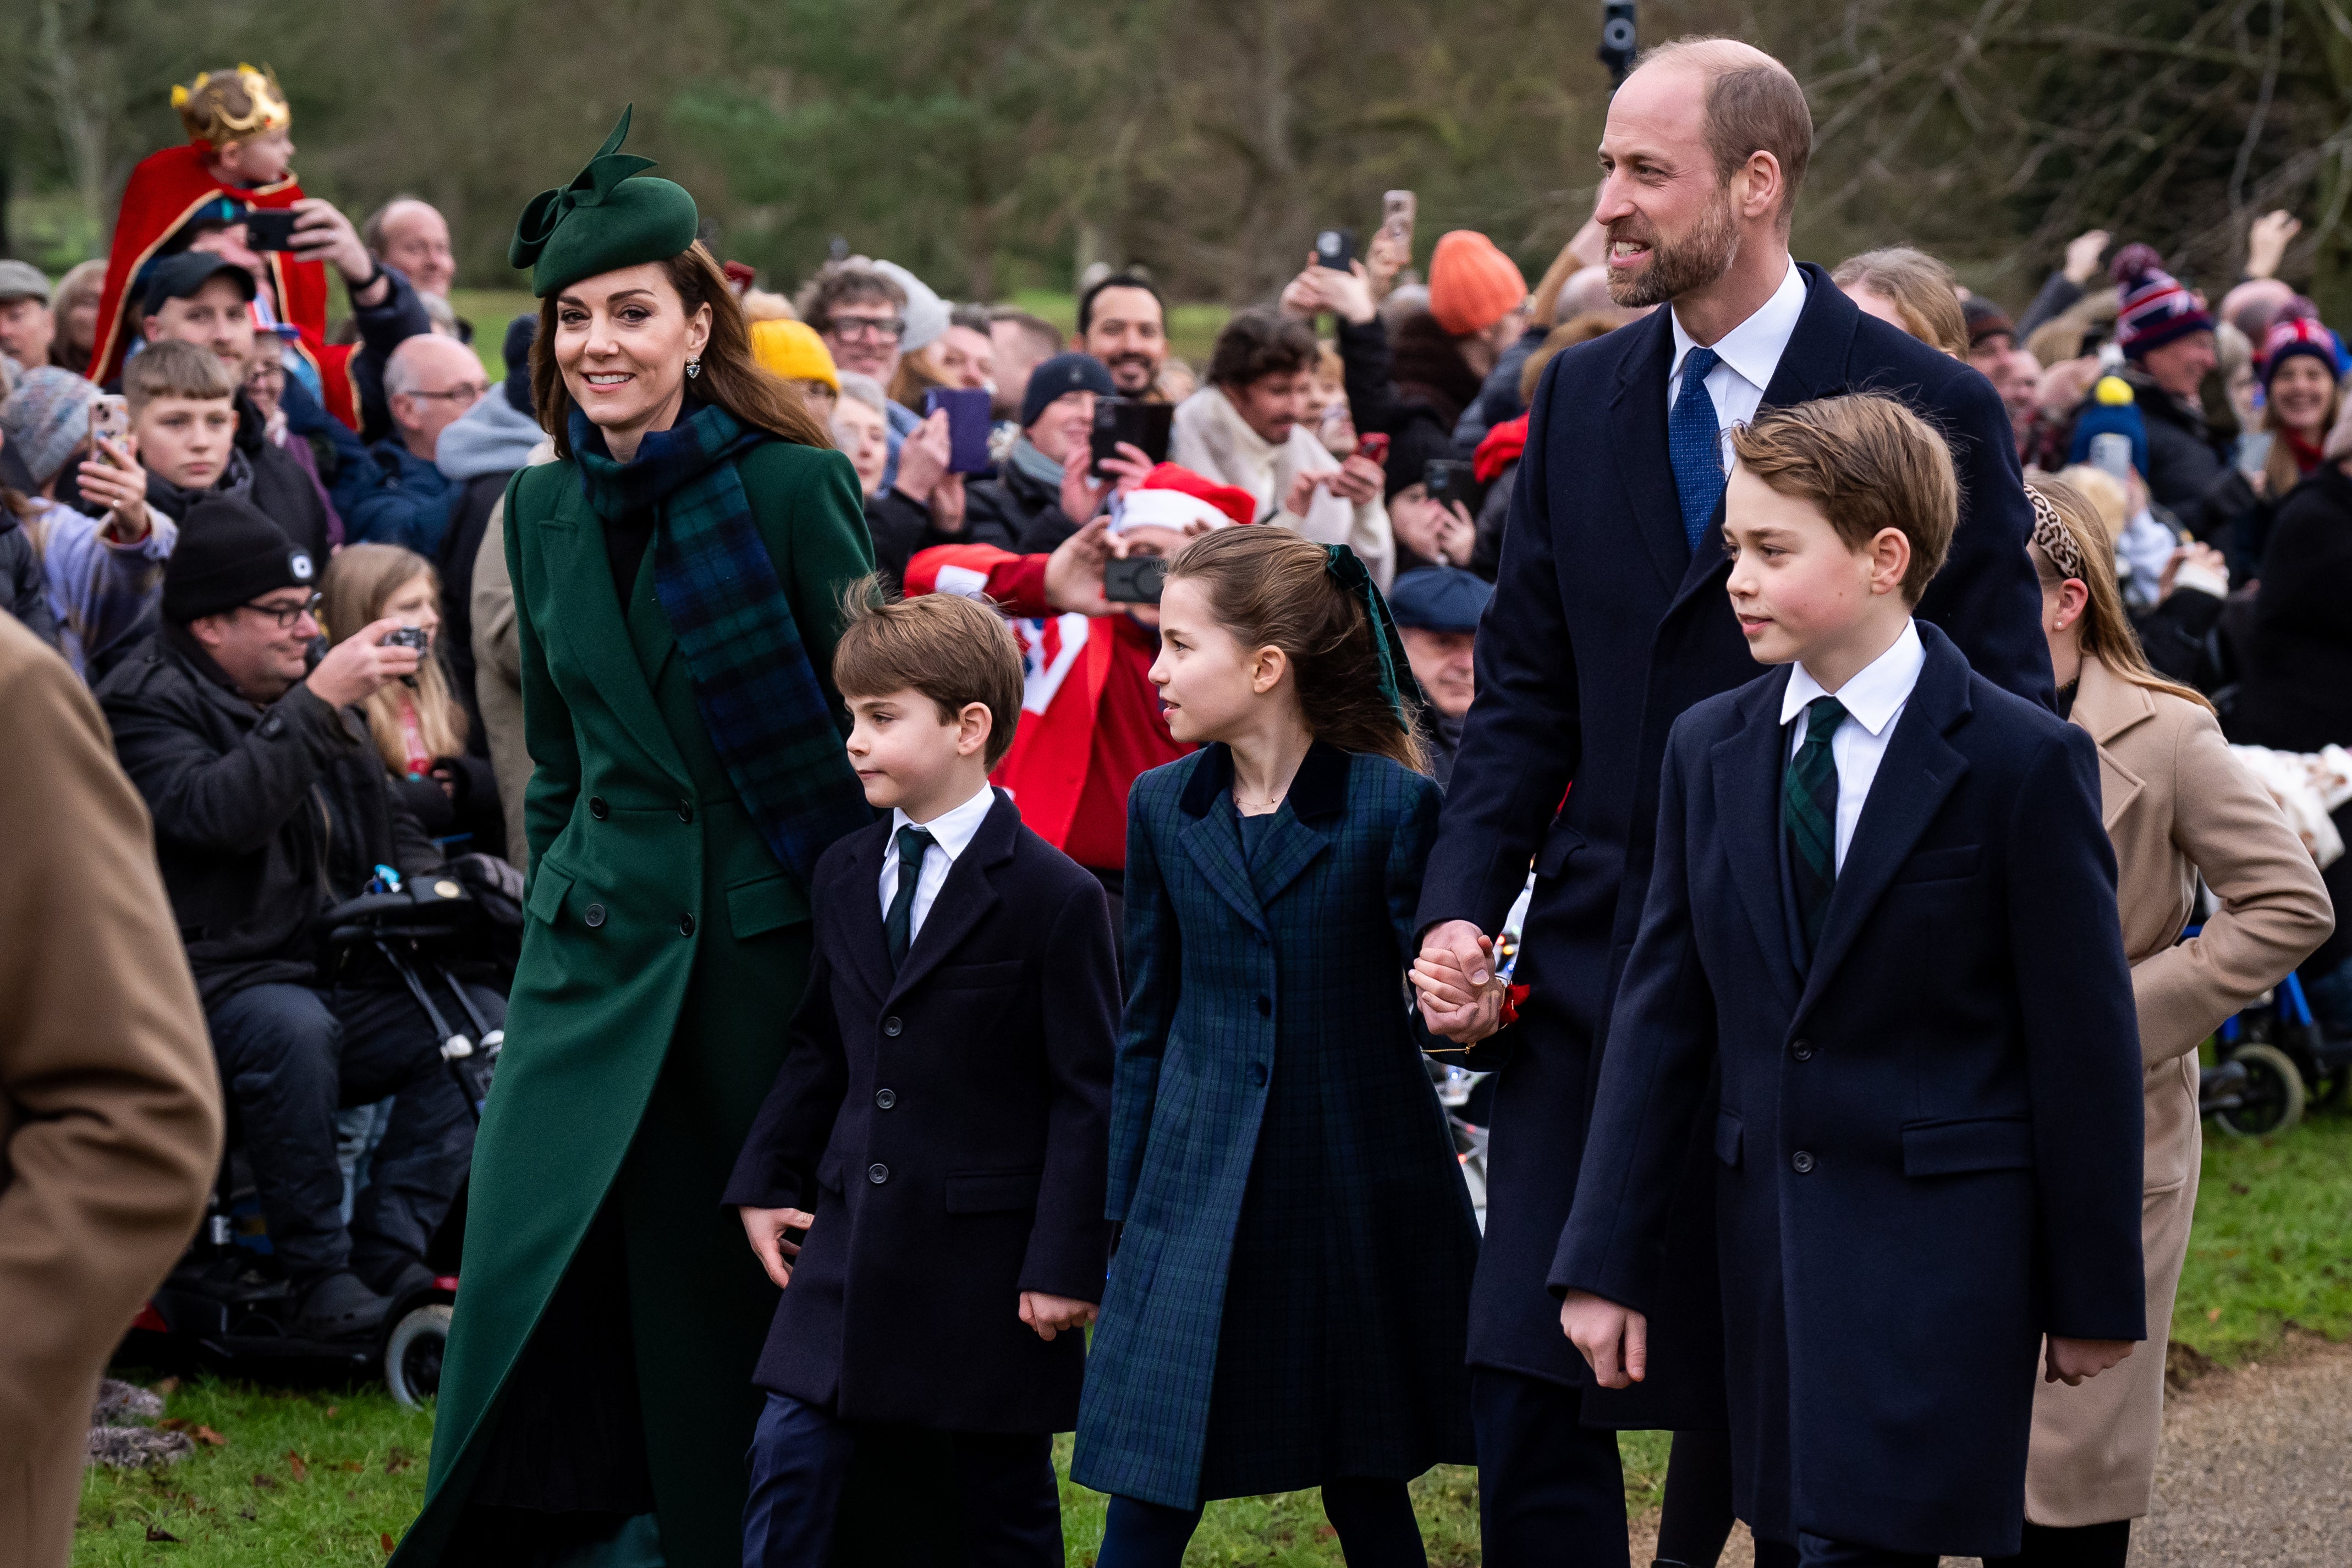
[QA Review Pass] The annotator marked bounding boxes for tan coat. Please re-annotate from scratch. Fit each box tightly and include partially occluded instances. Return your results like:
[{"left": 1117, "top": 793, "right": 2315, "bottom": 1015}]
[
  {"left": 0, "top": 617, "right": 221, "bottom": 1566},
  {"left": 469, "top": 503, "right": 527, "bottom": 872},
  {"left": 2025, "top": 653, "right": 2333, "bottom": 1526}
]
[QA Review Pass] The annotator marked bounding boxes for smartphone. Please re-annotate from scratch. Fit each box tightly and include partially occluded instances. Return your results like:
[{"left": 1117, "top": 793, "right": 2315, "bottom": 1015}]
[
  {"left": 1103, "top": 555, "right": 1169, "bottom": 604},
  {"left": 1314, "top": 228, "right": 1355, "bottom": 271},
  {"left": 2236, "top": 430, "right": 2274, "bottom": 479},
  {"left": 1090, "top": 397, "right": 1174, "bottom": 476},
  {"left": 89, "top": 394, "right": 130, "bottom": 463},
  {"left": 922, "top": 386, "right": 994, "bottom": 475},
  {"left": 1424, "top": 458, "right": 1477, "bottom": 507},
  {"left": 2087, "top": 432, "right": 2134, "bottom": 482},
  {"left": 1382, "top": 191, "right": 1416, "bottom": 246},
  {"left": 1357, "top": 432, "right": 1391, "bottom": 467},
  {"left": 243, "top": 208, "right": 301, "bottom": 252}
]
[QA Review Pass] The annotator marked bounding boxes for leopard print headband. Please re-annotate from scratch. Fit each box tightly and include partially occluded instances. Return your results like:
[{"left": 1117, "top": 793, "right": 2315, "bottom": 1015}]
[{"left": 2026, "top": 486, "right": 2089, "bottom": 584}]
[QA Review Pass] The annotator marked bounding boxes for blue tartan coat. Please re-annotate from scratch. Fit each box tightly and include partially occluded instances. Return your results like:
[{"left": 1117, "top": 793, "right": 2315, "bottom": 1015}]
[{"left": 1071, "top": 741, "right": 1479, "bottom": 1509}]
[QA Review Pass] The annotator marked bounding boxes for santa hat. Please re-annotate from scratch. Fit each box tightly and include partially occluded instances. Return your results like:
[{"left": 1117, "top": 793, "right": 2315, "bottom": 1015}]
[{"left": 1112, "top": 463, "right": 1258, "bottom": 533}]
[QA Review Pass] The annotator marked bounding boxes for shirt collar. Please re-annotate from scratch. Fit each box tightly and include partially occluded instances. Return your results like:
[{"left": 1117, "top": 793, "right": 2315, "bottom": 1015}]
[
  {"left": 893, "top": 782, "right": 997, "bottom": 861},
  {"left": 1782, "top": 618, "right": 1925, "bottom": 735},
  {"left": 1670, "top": 256, "right": 1807, "bottom": 392}
]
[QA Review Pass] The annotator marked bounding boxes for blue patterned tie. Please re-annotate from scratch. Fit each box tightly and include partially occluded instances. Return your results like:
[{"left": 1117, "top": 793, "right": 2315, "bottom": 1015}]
[{"left": 1669, "top": 345, "right": 1725, "bottom": 550}]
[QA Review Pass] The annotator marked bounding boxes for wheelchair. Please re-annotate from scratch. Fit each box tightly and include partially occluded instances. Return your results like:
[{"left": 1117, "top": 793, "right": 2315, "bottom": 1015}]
[
  {"left": 127, "top": 872, "right": 511, "bottom": 1406},
  {"left": 2201, "top": 967, "right": 2352, "bottom": 1139}
]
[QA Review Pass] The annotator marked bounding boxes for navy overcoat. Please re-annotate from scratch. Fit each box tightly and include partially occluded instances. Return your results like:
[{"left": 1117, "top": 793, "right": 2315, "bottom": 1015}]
[
  {"left": 1071, "top": 742, "right": 1479, "bottom": 1509},
  {"left": 1554, "top": 625, "right": 2146, "bottom": 1557},
  {"left": 1415, "top": 264, "right": 2059, "bottom": 1424}
]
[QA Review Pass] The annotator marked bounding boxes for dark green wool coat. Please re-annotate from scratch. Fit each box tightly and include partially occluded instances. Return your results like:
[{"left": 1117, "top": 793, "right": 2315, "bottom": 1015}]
[{"left": 393, "top": 440, "right": 874, "bottom": 1568}]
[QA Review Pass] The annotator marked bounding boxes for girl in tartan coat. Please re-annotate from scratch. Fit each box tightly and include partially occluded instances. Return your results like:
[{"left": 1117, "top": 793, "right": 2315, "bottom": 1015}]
[{"left": 1072, "top": 525, "right": 1479, "bottom": 1566}]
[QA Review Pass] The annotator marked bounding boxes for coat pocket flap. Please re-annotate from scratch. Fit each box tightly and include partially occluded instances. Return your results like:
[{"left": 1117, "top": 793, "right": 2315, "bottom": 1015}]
[
  {"left": 1901, "top": 1115, "right": 2034, "bottom": 1176},
  {"left": 1892, "top": 844, "right": 1981, "bottom": 884},
  {"left": 727, "top": 873, "right": 810, "bottom": 939},
  {"left": 944, "top": 1166, "right": 1045, "bottom": 1213},
  {"left": 1714, "top": 1108, "right": 1743, "bottom": 1167},
  {"left": 525, "top": 862, "right": 575, "bottom": 925},
  {"left": 1537, "top": 821, "right": 1587, "bottom": 879}
]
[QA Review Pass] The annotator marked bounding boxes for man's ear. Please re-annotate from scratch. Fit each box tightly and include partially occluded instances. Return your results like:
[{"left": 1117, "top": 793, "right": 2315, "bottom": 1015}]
[
  {"left": 187, "top": 614, "right": 228, "bottom": 650},
  {"left": 1870, "top": 527, "right": 1914, "bottom": 596},
  {"left": 1736, "top": 152, "right": 1785, "bottom": 224}
]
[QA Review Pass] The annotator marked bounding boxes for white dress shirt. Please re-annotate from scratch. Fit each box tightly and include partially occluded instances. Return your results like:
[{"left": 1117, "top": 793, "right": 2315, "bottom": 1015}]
[
  {"left": 877, "top": 783, "right": 997, "bottom": 942},
  {"left": 1781, "top": 619, "right": 1926, "bottom": 873},
  {"left": 1667, "top": 258, "right": 1809, "bottom": 473}
]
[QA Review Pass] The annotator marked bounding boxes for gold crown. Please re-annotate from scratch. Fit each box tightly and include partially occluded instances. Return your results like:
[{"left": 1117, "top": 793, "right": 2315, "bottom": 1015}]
[{"left": 171, "top": 64, "right": 291, "bottom": 146}]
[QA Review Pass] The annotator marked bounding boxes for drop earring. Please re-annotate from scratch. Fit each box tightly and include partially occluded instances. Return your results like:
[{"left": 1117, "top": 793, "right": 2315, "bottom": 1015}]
[{"left": 685, "top": 358, "right": 702, "bottom": 379}]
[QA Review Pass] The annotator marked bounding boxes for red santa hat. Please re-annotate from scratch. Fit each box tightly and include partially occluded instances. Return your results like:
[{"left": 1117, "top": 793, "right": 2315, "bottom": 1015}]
[{"left": 1111, "top": 463, "right": 1259, "bottom": 534}]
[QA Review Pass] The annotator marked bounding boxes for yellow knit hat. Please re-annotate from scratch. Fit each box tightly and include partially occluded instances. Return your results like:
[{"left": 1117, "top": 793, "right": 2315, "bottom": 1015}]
[{"left": 749, "top": 318, "right": 840, "bottom": 392}]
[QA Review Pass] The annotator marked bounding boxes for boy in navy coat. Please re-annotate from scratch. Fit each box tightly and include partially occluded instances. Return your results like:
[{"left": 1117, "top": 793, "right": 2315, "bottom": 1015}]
[
  {"left": 1548, "top": 394, "right": 2146, "bottom": 1566},
  {"left": 726, "top": 590, "right": 1118, "bottom": 1568}
]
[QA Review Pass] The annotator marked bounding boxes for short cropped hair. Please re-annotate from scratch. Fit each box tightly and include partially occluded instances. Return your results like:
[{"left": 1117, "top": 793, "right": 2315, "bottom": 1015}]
[
  {"left": 1728, "top": 393, "right": 1956, "bottom": 603},
  {"left": 1077, "top": 272, "right": 1166, "bottom": 336},
  {"left": 1206, "top": 309, "right": 1320, "bottom": 391},
  {"left": 1831, "top": 247, "right": 1969, "bottom": 357},
  {"left": 124, "top": 339, "right": 239, "bottom": 416},
  {"left": 833, "top": 585, "right": 1025, "bottom": 767},
  {"left": 1637, "top": 38, "right": 1813, "bottom": 233},
  {"left": 990, "top": 308, "right": 1064, "bottom": 362}
]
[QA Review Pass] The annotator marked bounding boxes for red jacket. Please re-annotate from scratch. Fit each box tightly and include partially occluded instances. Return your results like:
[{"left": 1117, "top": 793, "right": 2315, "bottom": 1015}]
[{"left": 903, "top": 544, "right": 1190, "bottom": 871}]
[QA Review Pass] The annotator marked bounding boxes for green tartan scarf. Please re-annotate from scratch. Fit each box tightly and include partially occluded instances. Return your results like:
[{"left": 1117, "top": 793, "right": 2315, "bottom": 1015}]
[{"left": 571, "top": 403, "right": 871, "bottom": 884}]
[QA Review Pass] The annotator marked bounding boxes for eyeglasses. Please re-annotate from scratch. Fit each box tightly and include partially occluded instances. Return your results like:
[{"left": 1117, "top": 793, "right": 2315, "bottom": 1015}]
[
  {"left": 403, "top": 383, "right": 489, "bottom": 405},
  {"left": 826, "top": 316, "right": 906, "bottom": 342},
  {"left": 241, "top": 592, "right": 322, "bottom": 630}
]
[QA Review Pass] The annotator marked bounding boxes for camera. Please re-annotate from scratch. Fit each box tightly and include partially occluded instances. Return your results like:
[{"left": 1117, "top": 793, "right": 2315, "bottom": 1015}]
[
  {"left": 382, "top": 625, "right": 430, "bottom": 690},
  {"left": 1599, "top": 1, "right": 1639, "bottom": 86}
]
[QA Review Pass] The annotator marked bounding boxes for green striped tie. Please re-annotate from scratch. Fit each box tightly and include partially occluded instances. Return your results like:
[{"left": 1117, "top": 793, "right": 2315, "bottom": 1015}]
[{"left": 1784, "top": 695, "right": 1847, "bottom": 956}]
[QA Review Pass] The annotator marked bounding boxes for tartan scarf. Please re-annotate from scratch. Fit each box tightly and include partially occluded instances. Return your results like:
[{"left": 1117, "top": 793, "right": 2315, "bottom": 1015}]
[{"left": 570, "top": 402, "right": 872, "bottom": 885}]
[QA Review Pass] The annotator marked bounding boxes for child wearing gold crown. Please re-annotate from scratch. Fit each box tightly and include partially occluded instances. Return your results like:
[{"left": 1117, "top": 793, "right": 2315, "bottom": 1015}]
[{"left": 174, "top": 64, "right": 299, "bottom": 189}]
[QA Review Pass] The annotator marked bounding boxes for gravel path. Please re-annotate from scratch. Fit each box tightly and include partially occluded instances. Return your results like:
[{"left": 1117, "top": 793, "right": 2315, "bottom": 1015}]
[{"left": 1619, "top": 1338, "right": 2352, "bottom": 1566}]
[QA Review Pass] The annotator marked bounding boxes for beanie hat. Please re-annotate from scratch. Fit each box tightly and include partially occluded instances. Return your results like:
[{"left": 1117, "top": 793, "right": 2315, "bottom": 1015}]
[
  {"left": 1383, "top": 417, "right": 1461, "bottom": 504},
  {"left": 162, "top": 498, "right": 316, "bottom": 623},
  {"left": 2067, "top": 374, "right": 2150, "bottom": 479},
  {"left": 1961, "top": 294, "right": 2015, "bottom": 350},
  {"left": 1387, "top": 565, "right": 1493, "bottom": 633},
  {"left": 1019, "top": 353, "right": 1115, "bottom": 428},
  {"left": 2110, "top": 244, "right": 2214, "bottom": 360},
  {"left": 2261, "top": 307, "right": 2340, "bottom": 392},
  {"left": 0, "top": 367, "right": 102, "bottom": 491},
  {"left": 749, "top": 318, "right": 842, "bottom": 392},
  {"left": 869, "top": 261, "right": 949, "bottom": 355},
  {"left": 1427, "top": 232, "right": 1528, "bottom": 337},
  {"left": 509, "top": 107, "right": 699, "bottom": 299},
  {"left": 501, "top": 313, "right": 538, "bottom": 416},
  {"left": 1112, "top": 463, "right": 1256, "bottom": 533}
]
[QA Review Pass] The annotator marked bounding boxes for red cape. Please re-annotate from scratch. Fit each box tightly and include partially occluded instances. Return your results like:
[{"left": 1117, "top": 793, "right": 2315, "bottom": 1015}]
[{"left": 90, "top": 142, "right": 360, "bottom": 430}]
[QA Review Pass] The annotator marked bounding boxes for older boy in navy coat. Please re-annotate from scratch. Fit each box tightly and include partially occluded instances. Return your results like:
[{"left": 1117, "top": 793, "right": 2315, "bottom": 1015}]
[
  {"left": 726, "top": 591, "right": 1117, "bottom": 1568},
  {"left": 1551, "top": 396, "right": 2145, "bottom": 1567}
]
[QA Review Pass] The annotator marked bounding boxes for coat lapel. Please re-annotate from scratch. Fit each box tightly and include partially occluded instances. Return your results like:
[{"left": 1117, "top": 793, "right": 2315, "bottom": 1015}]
[
  {"left": 887, "top": 793, "right": 1016, "bottom": 1004},
  {"left": 1709, "top": 670, "right": 1801, "bottom": 1013},
  {"left": 836, "top": 821, "right": 897, "bottom": 1004},
  {"left": 1248, "top": 743, "right": 1348, "bottom": 909},
  {"left": 623, "top": 542, "right": 681, "bottom": 689},
  {"left": 2069, "top": 656, "right": 2153, "bottom": 832},
  {"left": 1608, "top": 310, "right": 1691, "bottom": 596},
  {"left": 1796, "top": 627, "right": 1972, "bottom": 1016},
  {"left": 538, "top": 477, "right": 691, "bottom": 784},
  {"left": 1177, "top": 746, "right": 1268, "bottom": 935}
]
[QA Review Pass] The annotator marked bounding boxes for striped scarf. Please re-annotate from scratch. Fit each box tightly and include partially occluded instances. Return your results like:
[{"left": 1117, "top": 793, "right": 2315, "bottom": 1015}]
[{"left": 570, "top": 403, "right": 872, "bottom": 885}]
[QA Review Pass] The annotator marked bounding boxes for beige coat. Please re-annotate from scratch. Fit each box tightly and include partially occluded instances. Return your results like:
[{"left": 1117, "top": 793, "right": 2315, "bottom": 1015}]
[
  {"left": 0, "top": 617, "right": 221, "bottom": 1566},
  {"left": 470, "top": 503, "right": 527, "bottom": 872},
  {"left": 2025, "top": 654, "right": 2333, "bottom": 1526}
]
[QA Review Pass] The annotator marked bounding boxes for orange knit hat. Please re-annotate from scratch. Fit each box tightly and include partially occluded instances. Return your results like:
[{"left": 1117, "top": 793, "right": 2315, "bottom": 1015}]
[{"left": 1427, "top": 230, "right": 1528, "bottom": 336}]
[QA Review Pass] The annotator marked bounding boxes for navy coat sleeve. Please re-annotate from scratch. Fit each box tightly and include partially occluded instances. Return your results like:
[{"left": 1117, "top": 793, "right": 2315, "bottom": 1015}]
[
  {"left": 1020, "top": 878, "right": 1120, "bottom": 1301},
  {"left": 2008, "top": 725, "right": 2147, "bottom": 1341},
  {"left": 1106, "top": 773, "right": 1179, "bottom": 1223},
  {"left": 1413, "top": 353, "right": 1582, "bottom": 937},
  {"left": 1909, "top": 362, "right": 2055, "bottom": 711},
  {"left": 1548, "top": 718, "right": 1719, "bottom": 1313}
]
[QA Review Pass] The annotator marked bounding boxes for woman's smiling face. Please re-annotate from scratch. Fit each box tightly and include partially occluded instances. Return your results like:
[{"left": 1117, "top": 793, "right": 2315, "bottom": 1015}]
[{"left": 553, "top": 262, "right": 711, "bottom": 444}]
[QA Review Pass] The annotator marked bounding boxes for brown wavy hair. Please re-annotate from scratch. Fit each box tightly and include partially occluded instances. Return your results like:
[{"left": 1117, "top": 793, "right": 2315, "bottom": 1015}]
[
  {"left": 534, "top": 241, "right": 831, "bottom": 459},
  {"left": 319, "top": 543, "right": 470, "bottom": 770},
  {"left": 1165, "top": 526, "right": 1428, "bottom": 773}
]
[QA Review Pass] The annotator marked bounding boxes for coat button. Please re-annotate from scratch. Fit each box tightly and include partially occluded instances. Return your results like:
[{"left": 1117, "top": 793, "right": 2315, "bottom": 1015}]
[
  {"left": 1248, "top": 1063, "right": 1268, "bottom": 1087},
  {"left": 875, "top": 1088, "right": 897, "bottom": 1110},
  {"left": 678, "top": 799, "right": 694, "bottom": 823},
  {"left": 259, "top": 715, "right": 284, "bottom": 739},
  {"left": 1255, "top": 995, "right": 1272, "bottom": 1016},
  {"left": 867, "top": 1163, "right": 889, "bottom": 1185},
  {"left": 1792, "top": 1151, "right": 1816, "bottom": 1174},
  {"left": 882, "top": 1017, "right": 903, "bottom": 1037},
  {"left": 679, "top": 913, "right": 695, "bottom": 937},
  {"left": 1790, "top": 1038, "right": 1814, "bottom": 1061},
  {"left": 584, "top": 903, "right": 606, "bottom": 928},
  {"left": 589, "top": 797, "right": 609, "bottom": 819}
]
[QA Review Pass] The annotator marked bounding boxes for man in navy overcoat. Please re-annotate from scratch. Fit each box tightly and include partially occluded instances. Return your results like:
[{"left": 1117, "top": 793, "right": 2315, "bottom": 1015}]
[{"left": 1412, "top": 40, "right": 2062, "bottom": 1562}]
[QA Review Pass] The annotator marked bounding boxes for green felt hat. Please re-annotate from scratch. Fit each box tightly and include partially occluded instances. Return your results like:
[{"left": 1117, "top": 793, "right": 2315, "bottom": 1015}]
[{"left": 509, "top": 105, "right": 699, "bottom": 298}]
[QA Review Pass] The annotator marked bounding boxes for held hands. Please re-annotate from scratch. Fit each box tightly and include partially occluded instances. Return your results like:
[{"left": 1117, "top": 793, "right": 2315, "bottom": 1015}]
[
  {"left": 75, "top": 437, "right": 153, "bottom": 542},
  {"left": 2045, "top": 1336, "right": 2134, "bottom": 1386},
  {"left": 1560, "top": 1289, "right": 1648, "bottom": 1387},
  {"left": 1019, "top": 1291, "right": 1098, "bottom": 1342},
  {"left": 305, "top": 617, "right": 424, "bottom": 708},
  {"left": 1411, "top": 919, "right": 1507, "bottom": 1045},
  {"left": 738, "top": 1204, "right": 815, "bottom": 1289}
]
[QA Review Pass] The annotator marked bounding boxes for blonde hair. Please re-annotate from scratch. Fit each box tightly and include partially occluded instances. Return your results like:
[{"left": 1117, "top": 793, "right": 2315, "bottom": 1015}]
[
  {"left": 1728, "top": 392, "right": 1957, "bottom": 602},
  {"left": 320, "top": 544, "right": 469, "bottom": 770},
  {"left": 1831, "top": 248, "right": 1969, "bottom": 357},
  {"left": 2052, "top": 463, "right": 2129, "bottom": 548},
  {"left": 2026, "top": 478, "right": 2212, "bottom": 713}
]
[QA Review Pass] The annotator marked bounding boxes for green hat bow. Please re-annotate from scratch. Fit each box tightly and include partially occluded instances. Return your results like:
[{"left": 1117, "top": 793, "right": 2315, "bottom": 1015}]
[
  {"left": 1322, "top": 544, "right": 1426, "bottom": 732},
  {"left": 509, "top": 105, "right": 699, "bottom": 298}
]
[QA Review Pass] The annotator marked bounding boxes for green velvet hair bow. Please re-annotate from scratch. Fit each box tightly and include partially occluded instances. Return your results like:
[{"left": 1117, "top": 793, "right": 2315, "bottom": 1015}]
[
  {"left": 509, "top": 105, "right": 698, "bottom": 297},
  {"left": 1323, "top": 544, "right": 1426, "bottom": 731}
]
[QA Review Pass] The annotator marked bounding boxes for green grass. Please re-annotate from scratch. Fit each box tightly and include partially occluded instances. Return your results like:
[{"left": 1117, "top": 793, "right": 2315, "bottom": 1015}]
[
  {"left": 2169, "top": 1107, "right": 2352, "bottom": 1362},
  {"left": 447, "top": 290, "right": 540, "bottom": 381}
]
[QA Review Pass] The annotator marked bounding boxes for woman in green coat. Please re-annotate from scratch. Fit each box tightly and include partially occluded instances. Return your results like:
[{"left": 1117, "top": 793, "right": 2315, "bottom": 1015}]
[{"left": 393, "top": 112, "right": 876, "bottom": 1568}]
